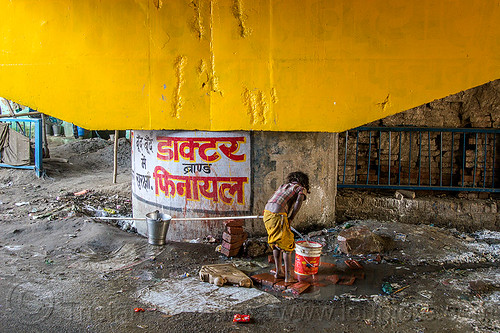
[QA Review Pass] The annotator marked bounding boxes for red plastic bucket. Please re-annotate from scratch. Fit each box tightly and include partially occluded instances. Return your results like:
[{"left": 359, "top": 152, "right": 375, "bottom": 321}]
[{"left": 294, "top": 241, "right": 322, "bottom": 275}]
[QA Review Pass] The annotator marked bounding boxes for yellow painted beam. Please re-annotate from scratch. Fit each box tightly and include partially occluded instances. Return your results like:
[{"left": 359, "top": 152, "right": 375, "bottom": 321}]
[{"left": 0, "top": 0, "right": 499, "bottom": 132}]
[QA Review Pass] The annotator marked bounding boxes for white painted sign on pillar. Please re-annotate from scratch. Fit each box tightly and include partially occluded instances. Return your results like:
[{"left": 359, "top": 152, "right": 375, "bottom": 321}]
[{"left": 132, "top": 130, "right": 251, "bottom": 214}]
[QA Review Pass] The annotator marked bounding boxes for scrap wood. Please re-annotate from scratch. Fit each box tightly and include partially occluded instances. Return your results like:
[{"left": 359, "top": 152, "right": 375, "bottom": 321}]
[
  {"left": 392, "top": 285, "right": 410, "bottom": 295},
  {"left": 31, "top": 203, "right": 70, "bottom": 219}
]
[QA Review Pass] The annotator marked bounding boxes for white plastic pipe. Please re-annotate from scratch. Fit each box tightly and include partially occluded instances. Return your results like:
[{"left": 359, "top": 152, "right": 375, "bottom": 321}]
[{"left": 93, "top": 215, "right": 264, "bottom": 221}]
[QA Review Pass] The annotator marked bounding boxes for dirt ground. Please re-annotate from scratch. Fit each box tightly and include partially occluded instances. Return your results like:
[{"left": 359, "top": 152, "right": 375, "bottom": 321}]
[{"left": 0, "top": 137, "right": 499, "bottom": 332}]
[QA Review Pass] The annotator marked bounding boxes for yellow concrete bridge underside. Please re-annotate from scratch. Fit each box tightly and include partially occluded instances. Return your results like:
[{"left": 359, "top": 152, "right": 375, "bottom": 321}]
[{"left": 0, "top": 0, "right": 499, "bottom": 132}]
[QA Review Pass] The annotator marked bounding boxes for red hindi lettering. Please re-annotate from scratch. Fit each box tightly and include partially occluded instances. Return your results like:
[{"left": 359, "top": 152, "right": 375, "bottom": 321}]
[
  {"left": 218, "top": 137, "right": 246, "bottom": 161},
  {"left": 197, "top": 177, "right": 219, "bottom": 202},
  {"left": 153, "top": 166, "right": 175, "bottom": 196},
  {"left": 219, "top": 177, "right": 247, "bottom": 204},
  {"left": 198, "top": 138, "right": 220, "bottom": 162},
  {"left": 157, "top": 137, "right": 180, "bottom": 161},
  {"left": 178, "top": 139, "right": 199, "bottom": 162}
]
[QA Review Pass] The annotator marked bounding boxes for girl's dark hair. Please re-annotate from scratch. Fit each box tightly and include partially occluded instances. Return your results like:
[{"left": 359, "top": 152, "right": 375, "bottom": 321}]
[{"left": 287, "top": 171, "right": 310, "bottom": 193}]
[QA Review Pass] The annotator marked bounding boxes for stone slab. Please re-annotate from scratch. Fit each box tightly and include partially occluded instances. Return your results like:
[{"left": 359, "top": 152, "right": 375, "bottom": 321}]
[{"left": 137, "top": 278, "right": 279, "bottom": 315}]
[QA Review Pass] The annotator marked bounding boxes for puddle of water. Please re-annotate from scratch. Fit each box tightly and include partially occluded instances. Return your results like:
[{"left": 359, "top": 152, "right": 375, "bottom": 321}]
[{"left": 249, "top": 255, "right": 497, "bottom": 300}]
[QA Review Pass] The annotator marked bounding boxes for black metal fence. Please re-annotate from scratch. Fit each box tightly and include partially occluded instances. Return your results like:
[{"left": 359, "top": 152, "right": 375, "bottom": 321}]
[{"left": 338, "top": 127, "right": 499, "bottom": 192}]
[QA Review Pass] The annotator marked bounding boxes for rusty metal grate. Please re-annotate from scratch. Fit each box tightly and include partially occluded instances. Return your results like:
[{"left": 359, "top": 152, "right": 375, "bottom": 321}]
[{"left": 338, "top": 127, "right": 500, "bottom": 192}]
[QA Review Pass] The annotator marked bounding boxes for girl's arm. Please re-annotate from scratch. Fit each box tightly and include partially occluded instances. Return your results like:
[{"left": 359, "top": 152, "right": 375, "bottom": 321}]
[{"left": 288, "top": 193, "right": 305, "bottom": 222}]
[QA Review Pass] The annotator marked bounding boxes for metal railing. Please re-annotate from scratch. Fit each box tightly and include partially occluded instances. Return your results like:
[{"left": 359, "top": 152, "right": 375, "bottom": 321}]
[
  {"left": 0, "top": 117, "right": 43, "bottom": 177},
  {"left": 338, "top": 127, "right": 499, "bottom": 192}
]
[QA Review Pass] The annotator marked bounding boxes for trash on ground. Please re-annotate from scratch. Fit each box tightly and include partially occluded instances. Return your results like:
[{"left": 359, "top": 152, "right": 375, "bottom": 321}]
[
  {"left": 233, "top": 314, "right": 251, "bottom": 323},
  {"left": 204, "top": 235, "right": 216, "bottom": 243},
  {"left": 134, "top": 307, "right": 145, "bottom": 312},
  {"left": 103, "top": 207, "right": 117, "bottom": 214},
  {"left": 381, "top": 282, "right": 393, "bottom": 294},
  {"left": 74, "top": 189, "right": 89, "bottom": 196},
  {"left": 15, "top": 201, "right": 29, "bottom": 206},
  {"left": 392, "top": 285, "right": 410, "bottom": 294},
  {"left": 394, "top": 233, "right": 407, "bottom": 242}
]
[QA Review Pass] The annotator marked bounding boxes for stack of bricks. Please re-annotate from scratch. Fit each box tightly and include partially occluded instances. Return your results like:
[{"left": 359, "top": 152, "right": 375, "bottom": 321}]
[{"left": 220, "top": 220, "right": 248, "bottom": 257}]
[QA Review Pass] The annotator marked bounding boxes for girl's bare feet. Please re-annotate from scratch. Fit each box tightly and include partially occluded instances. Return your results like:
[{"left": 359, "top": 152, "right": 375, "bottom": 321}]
[{"left": 270, "top": 268, "right": 285, "bottom": 279}]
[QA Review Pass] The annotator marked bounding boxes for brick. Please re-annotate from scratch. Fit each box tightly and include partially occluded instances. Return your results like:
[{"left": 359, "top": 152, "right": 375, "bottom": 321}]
[
  {"left": 220, "top": 246, "right": 241, "bottom": 257},
  {"left": 320, "top": 262, "right": 336, "bottom": 269},
  {"left": 344, "top": 259, "right": 363, "bottom": 270},
  {"left": 222, "top": 231, "right": 248, "bottom": 244},
  {"left": 273, "top": 280, "right": 292, "bottom": 291},
  {"left": 325, "top": 274, "right": 340, "bottom": 284},
  {"left": 224, "top": 219, "right": 244, "bottom": 227},
  {"left": 289, "top": 281, "right": 311, "bottom": 294},
  {"left": 250, "top": 273, "right": 281, "bottom": 287},
  {"left": 227, "top": 226, "right": 244, "bottom": 234},
  {"left": 338, "top": 275, "right": 356, "bottom": 286},
  {"left": 222, "top": 240, "right": 244, "bottom": 251}
]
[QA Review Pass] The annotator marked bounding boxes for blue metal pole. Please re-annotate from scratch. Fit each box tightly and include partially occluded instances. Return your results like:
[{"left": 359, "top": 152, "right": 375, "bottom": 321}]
[
  {"left": 428, "top": 131, "right": 431, "bottom": 186},
  {"left": 388, "top": 131, "right": 391, "bottom": 185},
  {"left": 377, "top": 131, "right": 381, "bottom": 185},
  {"left": 398, "top": 132, "right": 402, "bottom": 185},
  {"left": 408, "top": 131, "right": 412, "bottom": 185},
  {"left": 462, "top": 133, "right": 466, "bottom": 188},
  {"left": 493, "top": 134, "right": 496, "bottom": 188},
  {"left": 473, "top": 133, "right": 478, "bottom": 187},
  {"left": 367, "top": 132, "right": 372, "bottom": 184},
  {"left": 342, "top": 131, "right": 348, "bottom": 185},
  {"left": 450, "top": 132, "right": 454, "bottom": 187},
  {"left": 418, "top": 132, "right": 422, "bottom": 186},
  {"left": 34, "top": 119, "right": 43, "bottom": 177},
  {"left": 439, "top": 132, "right": 443, "bottom": 187},
  {"left": 483, "top": 133, "right": 487, "bottom": 188},
  {"left": 354, "top": 131, "right": 359, "bottom": 184}
]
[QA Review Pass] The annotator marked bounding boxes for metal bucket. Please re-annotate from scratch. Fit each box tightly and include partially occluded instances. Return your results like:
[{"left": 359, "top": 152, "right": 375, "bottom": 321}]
[{"left": 146, "top": 211, "right": 171, "bottom": 245}]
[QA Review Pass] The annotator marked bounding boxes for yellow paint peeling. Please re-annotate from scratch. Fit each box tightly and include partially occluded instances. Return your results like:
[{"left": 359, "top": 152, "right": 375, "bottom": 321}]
[
  {"left": 207, "top": 0, "right": 221, "bottom": 95},
  {"left": 172, "top": 55, "right": 187, "bottom": 119},
  {"left": 198, "top": 59, "right": 206, "bottom": 76},
  {"left": 376, "top": 94, "right": 391, "bottom": 112},
  {"left": 243, "top": 88, "right": 268, "bottom": 125},
  {"left": 190, "top": 0, "right": 204, "bottom": 40},
  {"left": 270, "top": 88, "right": 278, "bottom": 104},
  {"left": 153, "top": 0, "right": 162, "bottom": 10},
  {"left": 257, "top": 90, "right": 269, "bottom": 124},
  {"left": 232, "top": 0, "right": 251, "bottom": 38}
]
